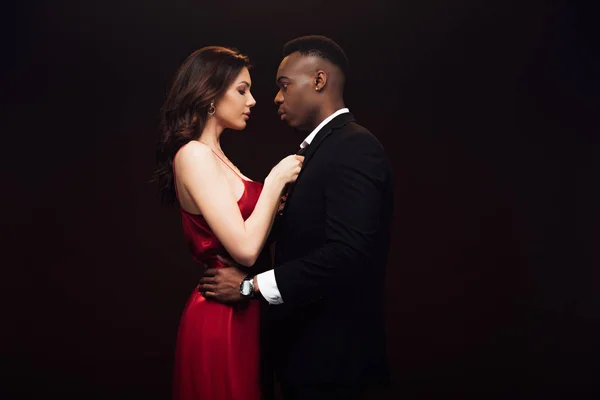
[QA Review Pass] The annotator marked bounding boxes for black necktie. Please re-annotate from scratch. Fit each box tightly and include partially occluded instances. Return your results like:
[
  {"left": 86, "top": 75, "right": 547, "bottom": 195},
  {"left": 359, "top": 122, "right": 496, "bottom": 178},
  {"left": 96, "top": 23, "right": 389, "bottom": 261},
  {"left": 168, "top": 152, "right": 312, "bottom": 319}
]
[
  {"left": 296, "top": 145, "right": 308, "bottom": 156},
  {"left": 277, "top": 146, "right": 308, "bottom": 216}
]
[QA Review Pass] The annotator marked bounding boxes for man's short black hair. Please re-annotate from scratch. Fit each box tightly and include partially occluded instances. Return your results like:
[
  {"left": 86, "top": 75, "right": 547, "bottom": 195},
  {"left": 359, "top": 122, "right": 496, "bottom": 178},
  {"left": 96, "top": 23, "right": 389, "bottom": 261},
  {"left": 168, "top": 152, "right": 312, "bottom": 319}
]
[{"left": 282, "top": 35, "right": 349, "bottom": 79}]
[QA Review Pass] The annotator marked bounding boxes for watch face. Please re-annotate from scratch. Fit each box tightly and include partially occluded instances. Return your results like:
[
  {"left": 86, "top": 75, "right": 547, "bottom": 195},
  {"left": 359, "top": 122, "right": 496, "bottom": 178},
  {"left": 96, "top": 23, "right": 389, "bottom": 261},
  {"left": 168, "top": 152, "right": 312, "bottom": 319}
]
[{"left": 241, "top": 281, "right": 250, "bottom": 296}]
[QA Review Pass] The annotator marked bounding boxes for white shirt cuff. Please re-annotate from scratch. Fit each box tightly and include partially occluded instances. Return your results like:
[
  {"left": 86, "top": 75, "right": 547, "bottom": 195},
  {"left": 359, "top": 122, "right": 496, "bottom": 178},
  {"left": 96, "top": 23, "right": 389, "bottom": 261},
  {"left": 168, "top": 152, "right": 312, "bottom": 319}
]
[{"left": 256, "top": 269, "right": 283, "bottom": 304}]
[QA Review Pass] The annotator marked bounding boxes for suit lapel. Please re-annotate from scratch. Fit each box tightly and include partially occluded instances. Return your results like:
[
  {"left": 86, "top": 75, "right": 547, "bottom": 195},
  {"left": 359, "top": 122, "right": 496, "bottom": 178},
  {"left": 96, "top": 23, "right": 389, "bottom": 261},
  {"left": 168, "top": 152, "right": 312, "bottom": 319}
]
[
  {"left": 301, "top": 112, "right": 355, "bottom": 166},
  {"left": 283, "top": 113, "right": 355, "bottom": 211}
]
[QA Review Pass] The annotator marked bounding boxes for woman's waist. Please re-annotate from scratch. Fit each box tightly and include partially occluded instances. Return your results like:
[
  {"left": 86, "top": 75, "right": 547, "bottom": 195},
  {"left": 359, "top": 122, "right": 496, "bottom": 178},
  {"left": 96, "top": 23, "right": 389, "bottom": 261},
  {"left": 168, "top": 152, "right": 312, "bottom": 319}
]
[
  {"left": 196, "top": 254, "right": 234, "bottom": 269},
  {"left": 193, "top": 249, "right": 271, "bottom": 271}
]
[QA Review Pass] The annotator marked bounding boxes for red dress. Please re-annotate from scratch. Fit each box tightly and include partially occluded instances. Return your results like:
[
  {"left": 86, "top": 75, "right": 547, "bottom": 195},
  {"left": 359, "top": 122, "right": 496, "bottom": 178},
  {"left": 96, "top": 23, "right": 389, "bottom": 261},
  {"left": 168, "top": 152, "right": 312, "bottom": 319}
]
[{"left": 172, "top": 153, "right": 263, "bottom": 400}]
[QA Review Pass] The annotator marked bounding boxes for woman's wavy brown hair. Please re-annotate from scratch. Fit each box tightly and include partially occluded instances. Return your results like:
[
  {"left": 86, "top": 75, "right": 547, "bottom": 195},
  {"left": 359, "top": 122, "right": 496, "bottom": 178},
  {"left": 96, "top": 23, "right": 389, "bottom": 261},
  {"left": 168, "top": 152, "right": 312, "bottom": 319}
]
[{"left": 154, "top": 46, "right": 250, "bottom": 205}]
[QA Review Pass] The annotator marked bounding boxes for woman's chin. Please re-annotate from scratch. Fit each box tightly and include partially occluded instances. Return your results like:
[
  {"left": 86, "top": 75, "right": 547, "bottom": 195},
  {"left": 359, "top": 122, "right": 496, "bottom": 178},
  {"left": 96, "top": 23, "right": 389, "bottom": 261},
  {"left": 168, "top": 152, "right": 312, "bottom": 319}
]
[{"left": 227, "top": 122, "right": 247, "bottom": 131}]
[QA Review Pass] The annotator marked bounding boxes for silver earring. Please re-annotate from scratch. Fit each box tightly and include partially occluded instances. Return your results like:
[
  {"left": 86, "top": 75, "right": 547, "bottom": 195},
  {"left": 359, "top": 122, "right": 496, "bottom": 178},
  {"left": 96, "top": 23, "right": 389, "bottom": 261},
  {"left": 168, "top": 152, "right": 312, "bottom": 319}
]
[{"left": 208, "top": 101, "right": 215, "bottom": 115}]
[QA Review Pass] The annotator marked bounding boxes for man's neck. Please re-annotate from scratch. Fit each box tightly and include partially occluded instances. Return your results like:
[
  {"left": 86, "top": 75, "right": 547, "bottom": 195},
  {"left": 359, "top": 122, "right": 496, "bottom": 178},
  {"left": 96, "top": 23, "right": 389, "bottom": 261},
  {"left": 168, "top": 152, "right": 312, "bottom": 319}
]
[{"left": 309, "top": 100, "right": 345, "bottom": 131}]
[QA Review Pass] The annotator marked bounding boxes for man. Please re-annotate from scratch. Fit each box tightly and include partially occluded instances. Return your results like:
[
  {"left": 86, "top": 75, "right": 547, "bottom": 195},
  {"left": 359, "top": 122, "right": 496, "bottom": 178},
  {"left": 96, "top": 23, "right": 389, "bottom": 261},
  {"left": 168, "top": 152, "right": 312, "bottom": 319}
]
[{"left": 200, "top": 35, "right": 394, "bottom": 400}]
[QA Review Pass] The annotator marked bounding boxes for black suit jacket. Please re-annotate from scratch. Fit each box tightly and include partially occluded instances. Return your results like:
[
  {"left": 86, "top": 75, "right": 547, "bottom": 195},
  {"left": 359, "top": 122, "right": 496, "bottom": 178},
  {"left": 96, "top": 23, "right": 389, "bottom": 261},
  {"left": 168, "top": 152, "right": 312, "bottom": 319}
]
[{"left": 264, "top": 113, "right": 394, "bottom": 387}]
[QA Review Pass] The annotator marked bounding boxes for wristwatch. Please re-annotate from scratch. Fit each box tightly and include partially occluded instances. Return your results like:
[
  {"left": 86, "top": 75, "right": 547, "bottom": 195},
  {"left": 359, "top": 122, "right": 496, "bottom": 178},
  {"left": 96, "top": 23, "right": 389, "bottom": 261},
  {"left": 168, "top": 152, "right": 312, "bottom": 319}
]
[{"left": 239, "top": 275, "right": 255, "bottom": 299}]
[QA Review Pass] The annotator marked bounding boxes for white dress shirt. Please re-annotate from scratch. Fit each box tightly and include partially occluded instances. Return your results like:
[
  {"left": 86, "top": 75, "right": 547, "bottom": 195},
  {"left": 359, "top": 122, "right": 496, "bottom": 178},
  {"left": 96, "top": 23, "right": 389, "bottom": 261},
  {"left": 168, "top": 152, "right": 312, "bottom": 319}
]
[{"left": 256, "top": 108, "right": 350, "bottom": 305}]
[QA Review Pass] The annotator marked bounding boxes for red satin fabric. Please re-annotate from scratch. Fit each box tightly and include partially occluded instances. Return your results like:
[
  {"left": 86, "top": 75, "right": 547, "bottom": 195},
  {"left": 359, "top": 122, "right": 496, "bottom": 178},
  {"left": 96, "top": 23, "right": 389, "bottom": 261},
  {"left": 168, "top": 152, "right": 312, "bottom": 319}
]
[{"left": 172, "top": 178, "right": 263, "bottom": 400}]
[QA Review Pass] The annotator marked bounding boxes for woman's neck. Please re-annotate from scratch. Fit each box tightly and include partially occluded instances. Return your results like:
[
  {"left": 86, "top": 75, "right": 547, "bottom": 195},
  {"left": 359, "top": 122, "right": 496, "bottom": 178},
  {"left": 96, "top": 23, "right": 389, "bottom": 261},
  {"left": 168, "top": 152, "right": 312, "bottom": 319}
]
[{"left": 198, "top": 118, "right": 225, "bottom": 155}]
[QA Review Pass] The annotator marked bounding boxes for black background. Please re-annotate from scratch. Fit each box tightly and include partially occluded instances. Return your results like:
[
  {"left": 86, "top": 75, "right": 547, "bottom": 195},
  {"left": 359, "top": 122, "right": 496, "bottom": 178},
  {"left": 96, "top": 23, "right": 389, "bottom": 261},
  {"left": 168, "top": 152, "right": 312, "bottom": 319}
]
[{"left": 5, "top": 0, "right": 598, "bottom": 398}]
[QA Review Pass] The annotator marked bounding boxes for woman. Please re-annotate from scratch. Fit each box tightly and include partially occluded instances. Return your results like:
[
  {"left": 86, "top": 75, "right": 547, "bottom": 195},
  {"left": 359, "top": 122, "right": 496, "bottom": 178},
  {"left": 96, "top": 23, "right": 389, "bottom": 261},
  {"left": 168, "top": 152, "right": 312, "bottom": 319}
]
[{"left": 155, "top": 46, "right": 303, "bottom": 400}]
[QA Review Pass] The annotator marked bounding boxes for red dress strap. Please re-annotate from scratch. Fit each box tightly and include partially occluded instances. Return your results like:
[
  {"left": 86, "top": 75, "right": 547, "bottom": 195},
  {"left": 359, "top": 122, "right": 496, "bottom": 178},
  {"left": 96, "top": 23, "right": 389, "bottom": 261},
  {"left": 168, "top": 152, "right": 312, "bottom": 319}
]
[{"left": 211, "top": 150, "right": 245, "bottom": 181}]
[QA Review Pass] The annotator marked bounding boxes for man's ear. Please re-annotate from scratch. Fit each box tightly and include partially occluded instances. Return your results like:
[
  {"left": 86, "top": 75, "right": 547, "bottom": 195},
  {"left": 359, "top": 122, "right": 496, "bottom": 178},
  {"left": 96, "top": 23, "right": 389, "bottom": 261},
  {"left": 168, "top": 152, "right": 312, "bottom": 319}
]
[{"left": 315, "top": 70, "right": 327, "bottom": 92}]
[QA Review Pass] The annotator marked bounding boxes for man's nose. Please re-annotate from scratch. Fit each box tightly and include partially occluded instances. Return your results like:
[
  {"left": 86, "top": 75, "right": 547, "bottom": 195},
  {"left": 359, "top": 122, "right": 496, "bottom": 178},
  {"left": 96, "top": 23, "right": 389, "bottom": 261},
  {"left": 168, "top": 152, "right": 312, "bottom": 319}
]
[{"left": 274, "top": 91, "right": 283, "bottom": 105}]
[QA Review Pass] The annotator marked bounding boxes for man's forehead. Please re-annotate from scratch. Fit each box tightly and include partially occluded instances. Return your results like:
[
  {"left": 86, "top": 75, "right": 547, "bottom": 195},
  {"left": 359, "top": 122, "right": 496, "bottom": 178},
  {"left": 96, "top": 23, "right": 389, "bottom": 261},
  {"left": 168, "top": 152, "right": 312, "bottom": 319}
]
[{"left": 278, "top": 52, "right": 318, "bottom": 75}]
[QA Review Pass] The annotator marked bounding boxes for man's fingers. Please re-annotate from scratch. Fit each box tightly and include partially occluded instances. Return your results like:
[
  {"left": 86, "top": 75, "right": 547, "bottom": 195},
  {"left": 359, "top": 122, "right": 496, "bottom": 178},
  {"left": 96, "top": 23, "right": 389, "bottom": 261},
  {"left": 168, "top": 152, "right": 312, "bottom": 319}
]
[
  {"left": 202, "top": 291, "right": 217, "bottom": 299},
  {"left": 198, "top": 283, "right": 216, "bottom": 292},
  {"left": 200, "top": 276, "right": 217, "bottom": 285},
  {"left": 203, "top": 268, "right": 219, "bottom": 277}
]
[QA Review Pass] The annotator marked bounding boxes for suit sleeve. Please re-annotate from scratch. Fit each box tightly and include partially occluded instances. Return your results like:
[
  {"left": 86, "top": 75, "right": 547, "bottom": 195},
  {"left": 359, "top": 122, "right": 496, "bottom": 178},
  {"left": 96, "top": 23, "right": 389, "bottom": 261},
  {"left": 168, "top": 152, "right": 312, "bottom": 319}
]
[{"left": 273, "top": 132, "right": 389, "bottom": 308}]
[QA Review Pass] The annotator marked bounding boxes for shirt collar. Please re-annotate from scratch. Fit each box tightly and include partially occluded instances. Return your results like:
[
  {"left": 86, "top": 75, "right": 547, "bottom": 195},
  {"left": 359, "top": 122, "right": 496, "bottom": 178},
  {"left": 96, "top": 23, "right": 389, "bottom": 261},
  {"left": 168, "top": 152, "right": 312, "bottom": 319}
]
[{"left": 300, "top": 108, "right": 350, "bottom": 149}]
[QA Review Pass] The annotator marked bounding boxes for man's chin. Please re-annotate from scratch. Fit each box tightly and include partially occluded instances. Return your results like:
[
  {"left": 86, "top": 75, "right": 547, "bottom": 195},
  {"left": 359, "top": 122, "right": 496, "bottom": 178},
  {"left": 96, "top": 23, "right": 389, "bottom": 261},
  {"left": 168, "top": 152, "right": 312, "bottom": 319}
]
[
  {"left": 284, "top": 117, "right": 306, "bottom": 130},
  {"left": 282, "top": 116, "right": 310, "bottom": 132},
  {"left": 284, "top": 119, "right": 299, "bottom": 129}
]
